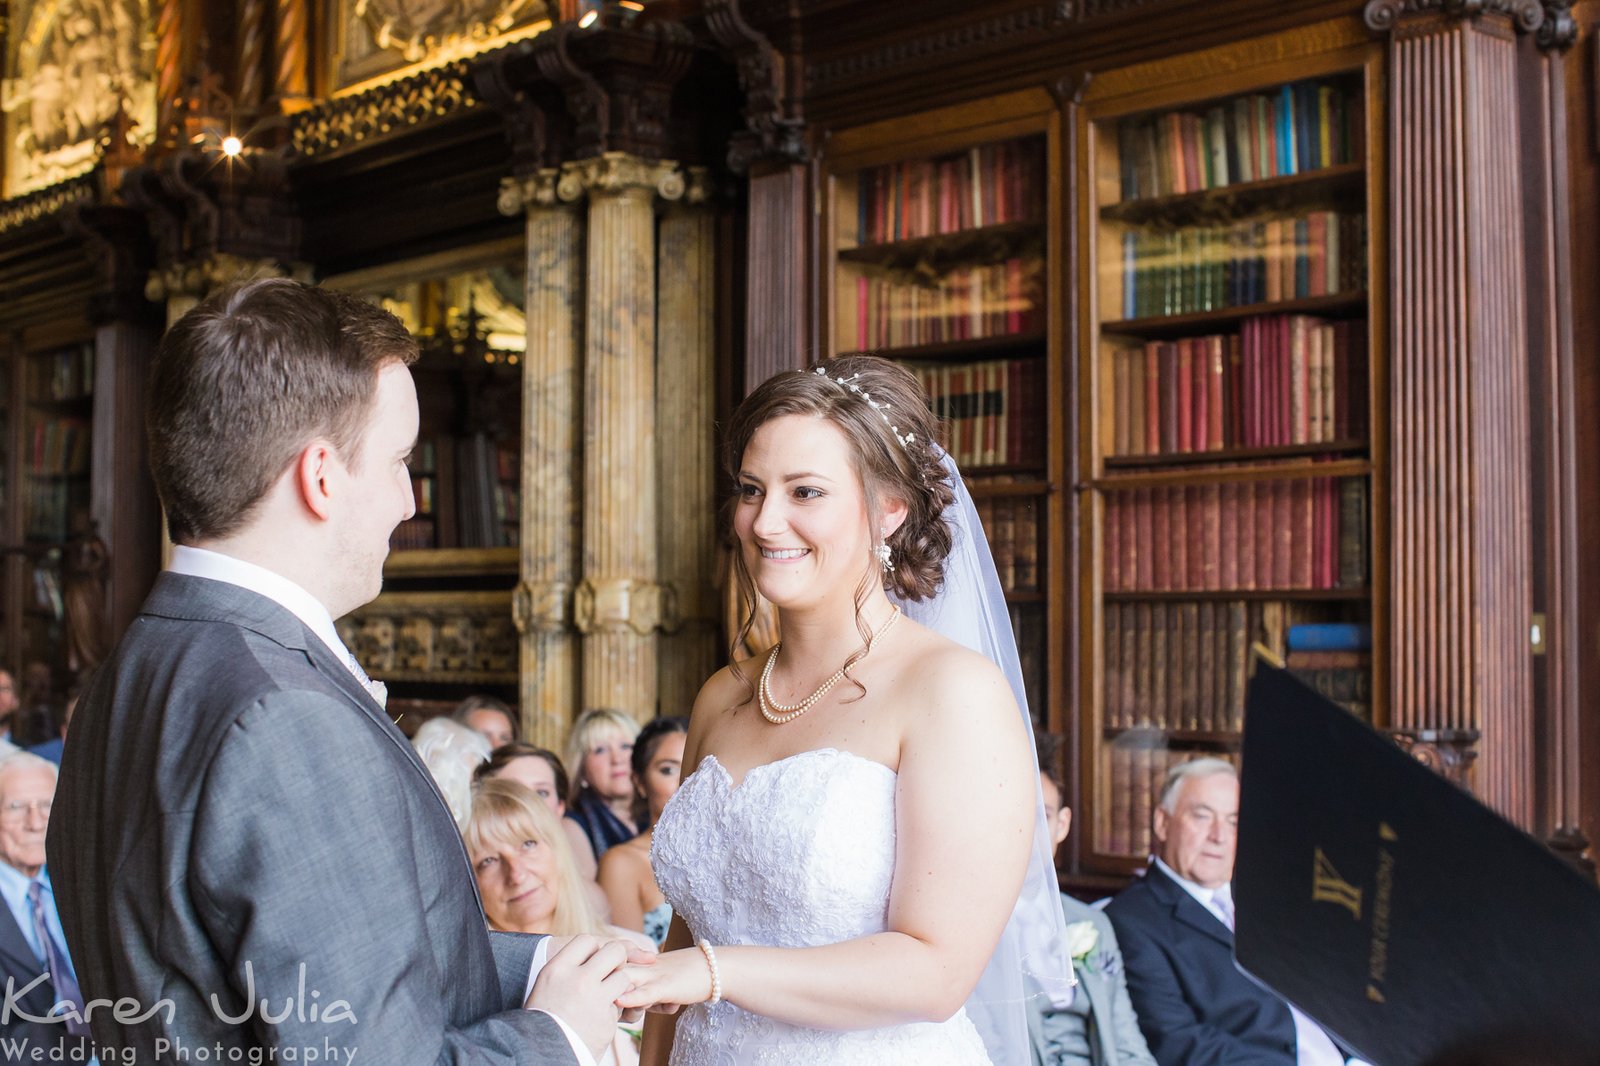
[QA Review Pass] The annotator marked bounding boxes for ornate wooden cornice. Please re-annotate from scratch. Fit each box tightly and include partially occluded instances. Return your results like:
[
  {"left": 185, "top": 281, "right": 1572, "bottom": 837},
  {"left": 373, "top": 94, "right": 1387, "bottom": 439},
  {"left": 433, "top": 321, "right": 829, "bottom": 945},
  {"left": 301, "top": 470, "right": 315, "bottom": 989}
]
[
  {"left": 472, "top": 39, "right": 573, "bottom": 175},
  {"left": 60, "top": 203, "right": 158, "bottom": 325},
  {"left": 291, "top": 60, "right": 482, "bottom": 159},
  {"left": 704, "top": 0, "right": 808, "bottom": 171},
  {"left": 561, "top": 17, "right": 698, "bottom": 160},
  {"left": 1363, "top": 0, "right": 1545, "bottom": 33},
  {"left": 804, "top": 5, "right": 1055, "bottom": 94},
  {"left": 0, "top": 174, "right": 97, "bottom": 237}
]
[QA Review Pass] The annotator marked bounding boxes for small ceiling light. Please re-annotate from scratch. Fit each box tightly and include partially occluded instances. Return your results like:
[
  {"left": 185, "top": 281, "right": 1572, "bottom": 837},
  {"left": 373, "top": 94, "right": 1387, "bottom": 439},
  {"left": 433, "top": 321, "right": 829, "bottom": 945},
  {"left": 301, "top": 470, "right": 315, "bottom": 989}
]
[
  {"left": 619, "top": 1, "right": 644, "bottom": 9},
  {"left": 221, "top": 135, "right": 244, "bottom": 157},
  {"left": 578, "top": 10, "right": 598, "bottom": 26}
]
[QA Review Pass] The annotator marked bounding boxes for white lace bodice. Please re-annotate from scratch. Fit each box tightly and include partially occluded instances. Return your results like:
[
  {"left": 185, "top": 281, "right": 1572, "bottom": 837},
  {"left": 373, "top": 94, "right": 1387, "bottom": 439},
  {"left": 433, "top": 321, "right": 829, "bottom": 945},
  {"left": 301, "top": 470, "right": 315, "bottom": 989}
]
[{"left": 651, "top": 749, "right": 991, "bottom": 1065}]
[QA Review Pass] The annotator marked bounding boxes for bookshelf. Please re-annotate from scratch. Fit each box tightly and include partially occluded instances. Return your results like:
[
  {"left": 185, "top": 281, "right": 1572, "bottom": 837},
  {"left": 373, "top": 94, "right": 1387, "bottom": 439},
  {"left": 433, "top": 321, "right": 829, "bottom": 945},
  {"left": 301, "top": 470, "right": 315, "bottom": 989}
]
[
  {"left": 1077, "top": 37, "right": 1386, "bottom": 873},
  {"left": 826, "top": 90, "right": 1063, "bottom": 725}
]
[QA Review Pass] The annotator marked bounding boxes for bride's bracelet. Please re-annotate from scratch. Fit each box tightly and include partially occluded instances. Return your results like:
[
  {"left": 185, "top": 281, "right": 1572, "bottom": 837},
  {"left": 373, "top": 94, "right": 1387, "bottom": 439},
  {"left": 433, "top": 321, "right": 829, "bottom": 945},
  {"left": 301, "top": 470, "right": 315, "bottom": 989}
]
[{"left": 696, "top": 939, "right": 723, "bottom": 1005}]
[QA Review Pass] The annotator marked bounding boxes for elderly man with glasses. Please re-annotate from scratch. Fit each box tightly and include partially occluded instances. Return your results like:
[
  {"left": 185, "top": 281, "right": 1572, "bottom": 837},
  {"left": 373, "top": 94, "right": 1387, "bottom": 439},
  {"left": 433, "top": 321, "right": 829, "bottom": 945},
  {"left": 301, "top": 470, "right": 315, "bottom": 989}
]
[{"left": 0, "top": 751, "right": 90, "bottom": 1060}]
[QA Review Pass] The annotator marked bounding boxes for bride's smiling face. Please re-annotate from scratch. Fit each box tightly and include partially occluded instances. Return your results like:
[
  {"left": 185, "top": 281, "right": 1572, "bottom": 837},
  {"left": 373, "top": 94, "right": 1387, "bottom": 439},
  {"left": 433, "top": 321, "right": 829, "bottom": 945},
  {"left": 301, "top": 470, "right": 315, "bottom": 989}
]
[{"left": 735, "top": 413, "right": 882, "bottom": 611}]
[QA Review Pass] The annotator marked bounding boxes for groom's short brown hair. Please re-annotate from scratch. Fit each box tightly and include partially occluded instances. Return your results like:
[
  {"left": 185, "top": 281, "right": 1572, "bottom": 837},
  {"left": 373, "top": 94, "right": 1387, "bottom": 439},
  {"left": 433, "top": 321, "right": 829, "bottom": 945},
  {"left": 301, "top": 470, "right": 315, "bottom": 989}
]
[{"left": 147, "top": 278, "right": 418, "bottom": 544}]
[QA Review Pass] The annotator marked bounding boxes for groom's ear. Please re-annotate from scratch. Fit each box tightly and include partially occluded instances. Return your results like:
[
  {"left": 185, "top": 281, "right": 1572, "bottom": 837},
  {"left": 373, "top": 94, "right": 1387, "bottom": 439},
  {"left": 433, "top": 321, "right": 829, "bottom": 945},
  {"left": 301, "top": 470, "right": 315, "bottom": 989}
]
[{"left": 293, "top": 440, "right": 340, "bottom": 521}]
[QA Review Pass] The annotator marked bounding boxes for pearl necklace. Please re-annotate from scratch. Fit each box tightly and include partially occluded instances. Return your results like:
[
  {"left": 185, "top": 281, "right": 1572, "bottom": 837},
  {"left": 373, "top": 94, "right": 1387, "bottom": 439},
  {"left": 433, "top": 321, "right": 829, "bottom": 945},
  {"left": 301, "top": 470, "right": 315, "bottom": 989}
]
[{"left": 758, "top": 606, "right": 901, "bottom": 725}]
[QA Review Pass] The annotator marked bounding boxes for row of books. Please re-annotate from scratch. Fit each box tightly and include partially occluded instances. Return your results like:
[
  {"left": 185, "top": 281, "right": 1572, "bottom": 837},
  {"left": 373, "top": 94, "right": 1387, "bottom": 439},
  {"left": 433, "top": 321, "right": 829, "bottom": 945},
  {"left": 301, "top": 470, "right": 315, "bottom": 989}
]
[
  {"left": 1103, "top": 315, "right": 1369, "bottom": 455},
  {"left": 412, "top": 475, "right": 437, "bottom": 516},
  {"left": 854, "top": 139, "right": 1044, "bottom": 245},
  {"left": 25, "top": 481, "right": 87, "bottom": 543},
  {"left": 1104, "top": 476, "right": 1369, "bottom": 592},
  {"left": 29, "top": 344, "right": 94, "bottom": 403},
  {"left": 971, "top": 488, "right": 1042, "bottom": 594},
  {"left": 392, "top": 516, "right": 439, "bottom": 551},
  {"left": 1116, "top": 211, "right": 1366, "bottom": 321},
  {"left": 1115, "top": 77, "right": 1360, "bottom": 202},
  {"left": 27, "top": 416, "right": 91, "bottom": 476},
  {"left": 1102, "top": 744, "right": 1241, "bottom": 858},
  {"left": 849, "top": 258, "right": 1043, "bottom": 351},
  {"left": 907, "top": 358, "right": 1047, "bottom": 470},
  {"left": 1285, "top": 649, "right": 1372, "bottom": 722}
]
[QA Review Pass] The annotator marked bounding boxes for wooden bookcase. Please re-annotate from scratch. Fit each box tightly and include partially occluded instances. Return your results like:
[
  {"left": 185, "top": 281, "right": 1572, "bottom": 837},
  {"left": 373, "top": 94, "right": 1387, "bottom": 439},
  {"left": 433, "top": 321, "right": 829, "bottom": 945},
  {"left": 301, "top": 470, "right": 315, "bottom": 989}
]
[
  {"left": 824, "top": 89, "right": 1066, "bottom": 726},
  {"left": 1075, "top": 31, "right": 1387, "bottom": 874}
]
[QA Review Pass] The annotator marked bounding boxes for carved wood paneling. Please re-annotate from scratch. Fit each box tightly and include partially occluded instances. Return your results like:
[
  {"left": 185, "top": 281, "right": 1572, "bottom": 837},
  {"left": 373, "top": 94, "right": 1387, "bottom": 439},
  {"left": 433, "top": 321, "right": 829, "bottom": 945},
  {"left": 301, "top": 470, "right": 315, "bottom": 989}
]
[
  {"left": 804, "top": 5, "right": 1054, "bottom": 93},
  {"left": 291, "top": 60, "right": 481, "bottom": 159},
  {"left": 1386, "top": 12, "right": 1534, "bottom": 825},
  {"left": 743, "top": 162, "right": 810, "bottom": 391},
  {"left": 338, "top": 591, "right": 520, "bottom": 685}
]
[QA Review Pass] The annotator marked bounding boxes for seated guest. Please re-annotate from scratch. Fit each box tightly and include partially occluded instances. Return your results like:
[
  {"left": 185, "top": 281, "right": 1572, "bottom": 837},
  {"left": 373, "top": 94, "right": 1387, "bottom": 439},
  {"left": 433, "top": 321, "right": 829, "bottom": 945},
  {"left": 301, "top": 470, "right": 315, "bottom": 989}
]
[
  {"left": 452, "top": 694, "right": 518, "bottom": 751},
  {"left": 0, "top": 752, "right": 90, "bottom": 1060},
  {"left": 463, "top": 777, "right": 650, "bottom": 1065},
  {"left": 0, "top": 669, "right": 21, "bottom": 754},
  {"left": 563, "top": 708, "right": 641, "bottom": 862},
  {"left": 598, "top": 716, "right": 687, "bottom": 946},
  {"left": 410, "top": 717, "right": 490, "bottom": 829},
  {"left": 1029, "top": 733, "right": 1156, "bottom": 1066},
  {"left": 1107, "top": 758, "right": 1364, "bottom": 1066},
  {"left": 26, "top": 689, "right": 77, "bottom": 766},
  {"left": 475, "top": 741, "right": 609, "bottom": 910}
]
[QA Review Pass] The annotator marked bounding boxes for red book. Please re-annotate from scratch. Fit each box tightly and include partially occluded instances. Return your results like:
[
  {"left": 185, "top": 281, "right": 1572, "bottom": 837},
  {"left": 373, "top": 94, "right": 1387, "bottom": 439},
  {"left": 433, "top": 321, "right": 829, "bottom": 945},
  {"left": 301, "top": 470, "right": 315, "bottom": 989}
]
[
  {"left": 1144, "top": 343, "right": 1162, "bottom": 453},
  {"left": 1307, "top": 211, "right": 1329, "bottom": 295},
  {"left": 1189, "top": 339, "right": 1208, "bottom": 452},
  {"left": 1273, "top": 480, "right": 1294, "bottom": 589},
  {"left": 1186, "top": 485, "right": 1205, "bottom": 591},
  {"left": 1164, "top": 113, "right": 1187, "bottom": 193},
  {"left": 1254, "top": 479, "right": 1275, "bottom": 589},
  {"left": 1105, "top": 496, "right": 1121, "bottom": 592},
  {"left": 1160, "top": 343, "right": 1180, "bottom": 455},
  {"left": 1153, "top": 486, "right": 1173, "bottom": 590},
  {"left": 1219, "top": 481, "right": 1239, "bottom": 588},
  {"left": 1201, "top": 483, "right": 1222, "bottom": 590},
  {"left": 1290, "top": 315, "right": 1310, "bottom": 444},
  {"left": 1171, "top": 485, "right": 1189, "bottom": 590},
  {"left": 1228, "top": 333, "right": 1244, "bottom": 447},
  {"left": 1243, "top": 319, "right": 1261, "bottom": 446},
  {"left": 1324, "top": 477, "right": 1341, "bottom": 588},
  {"left": 1276, "top": 315, "right": 1294, "bottom": 445},
  {"left": 1181, "top": 112, "right": 1205, "bottom": 193},
  {"left": 1007, "top": 359, "right": 1024, "bottom": 465},
  {"left": 856, "top": 276, "right": 869, "bottom": 350},
  {"left": 1135, "top": 488, "right": 1154, "bottom": 589},
  {"left": 1239, "top": 480, "right": 1259, "bottom": 590},
  {"left": 1176, "top": 341, "right": 1194, "bottom": 454},
  {"left": 1207, "top": 336, "right": 1226, "bottom": 451},
  {"left": 1122, "top": 486, "right": 1140, "bottom": 591},
  {"left": 1291, "top": 477, "right": 1314, "bottom": 587}
]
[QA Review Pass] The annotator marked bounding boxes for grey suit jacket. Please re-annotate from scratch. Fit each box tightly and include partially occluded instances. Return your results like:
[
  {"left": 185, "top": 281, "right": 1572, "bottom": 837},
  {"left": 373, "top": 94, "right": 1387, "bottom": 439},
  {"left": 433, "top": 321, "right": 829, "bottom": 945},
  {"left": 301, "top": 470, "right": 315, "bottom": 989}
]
[
  {"left": 1030, "top": 895, "right": 1158, "bottom": 1066},
  {"left": 48, "top": 573, "right": 576, "bottom": 1065}
]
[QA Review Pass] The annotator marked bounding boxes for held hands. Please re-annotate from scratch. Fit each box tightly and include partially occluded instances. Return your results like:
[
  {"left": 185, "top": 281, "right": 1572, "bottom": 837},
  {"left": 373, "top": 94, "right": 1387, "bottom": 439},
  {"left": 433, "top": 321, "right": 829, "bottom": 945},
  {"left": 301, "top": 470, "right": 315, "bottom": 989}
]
[
  {"left": 616, "top": 945, "right": 719, "bottom": 1015},
  {"left": 526, "top": 934, "right": 658, "bottom": 1058}
]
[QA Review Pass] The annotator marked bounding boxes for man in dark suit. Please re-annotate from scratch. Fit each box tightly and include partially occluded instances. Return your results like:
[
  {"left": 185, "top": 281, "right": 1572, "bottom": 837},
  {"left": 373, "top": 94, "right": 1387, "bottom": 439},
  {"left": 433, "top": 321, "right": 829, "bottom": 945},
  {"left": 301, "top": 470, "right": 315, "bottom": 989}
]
[
  {"left": 49, "top": 280, "right": 632, "bottom": 1065},
  {"left": 0, "top": 752, "right": 89, "bottom": 1061},
  {"left": 1106, "top": 758, "right": 1361, "bottom": 1066}
]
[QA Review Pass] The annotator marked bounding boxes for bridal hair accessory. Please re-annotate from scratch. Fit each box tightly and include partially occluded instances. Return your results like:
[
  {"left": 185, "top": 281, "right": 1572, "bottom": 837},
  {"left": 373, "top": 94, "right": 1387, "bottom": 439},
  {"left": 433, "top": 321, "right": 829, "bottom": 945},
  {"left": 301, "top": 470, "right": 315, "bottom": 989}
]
[
  {"left": 811, "top": 366, "right": 915, "bottom": 452},
  {"left": 873, "top": 528, "right": 895, "bottom": 572},
  {"left": 697, "top": 940, "right": 723, "bottom": 1005},
  {"left": 758, "top": 605, "right": 901, "bottom": 724}
]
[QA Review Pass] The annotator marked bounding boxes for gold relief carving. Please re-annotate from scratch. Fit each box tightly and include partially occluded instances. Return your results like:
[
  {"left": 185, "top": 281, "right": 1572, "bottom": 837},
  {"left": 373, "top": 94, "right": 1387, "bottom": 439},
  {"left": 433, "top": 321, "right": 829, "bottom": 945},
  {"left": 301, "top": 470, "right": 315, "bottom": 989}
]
[
  {"left": 497, "top": 169, "right": 562, "bottom": 216},
  {"left": 2, "top": 0, "right": 158, "bottom": 198},
  {"left": 572, "top": 578, "right": 665, "bottom": 637},
  {"left": 333, "top": 0, "right": 550, "bottom": 95},
  {"left": 0, "top": 170, "right": 93, "bottom": 233},
  {"left": 144, "top": 252, "right": 298, "bottom": 303},
  {"left": 293, "top": 59, "right": 478, "bottom": 158},
  {"left": 1084, "top": 18, "right": 1368, "bottom": 103},
  {"left": 342, "top": 590, "right": 519, "bottom": 683},
  {"left": 681, "top": 166, "right": 713, "bottom": 207},
  {"left": 561, "top": 153, "right": 685, "bottom": 202},
  {"left": 512, "top": 579, "right": 571, "bottom": 634}
]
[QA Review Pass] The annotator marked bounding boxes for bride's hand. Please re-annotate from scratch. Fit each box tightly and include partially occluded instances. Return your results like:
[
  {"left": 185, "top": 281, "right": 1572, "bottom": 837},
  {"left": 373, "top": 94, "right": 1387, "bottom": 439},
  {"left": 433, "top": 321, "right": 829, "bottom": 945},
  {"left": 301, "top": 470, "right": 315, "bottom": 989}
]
[{"left": 616, "top": 947, "right": 715, "bottom": 1013}]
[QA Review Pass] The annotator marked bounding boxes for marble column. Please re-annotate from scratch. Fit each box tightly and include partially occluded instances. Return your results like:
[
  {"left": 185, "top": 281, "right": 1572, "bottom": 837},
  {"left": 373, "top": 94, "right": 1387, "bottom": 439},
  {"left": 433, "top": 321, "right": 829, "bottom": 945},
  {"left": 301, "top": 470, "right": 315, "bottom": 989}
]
[
  {"left": 569, "top": 153, "right": 684, "bottom": 720},
  {"left": 655, "top": 168, "right": 720, "bottom": 717},
  {"left": 501, "top": 170, "right": 586, "bottom": 749}
]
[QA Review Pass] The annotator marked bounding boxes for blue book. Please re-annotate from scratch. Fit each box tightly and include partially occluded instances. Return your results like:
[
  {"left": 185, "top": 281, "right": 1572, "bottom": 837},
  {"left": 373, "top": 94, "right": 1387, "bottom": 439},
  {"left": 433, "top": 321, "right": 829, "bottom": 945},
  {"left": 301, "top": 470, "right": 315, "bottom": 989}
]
[
  {"left": 1278, "top": 85, "right": 1297, "bottom": 176},
  {"left": 1123, "top": 230, "right": 1137, "bottom": 320},
  {"left": 1286, "top": 622, "right": 1371, "bottom": 651}
]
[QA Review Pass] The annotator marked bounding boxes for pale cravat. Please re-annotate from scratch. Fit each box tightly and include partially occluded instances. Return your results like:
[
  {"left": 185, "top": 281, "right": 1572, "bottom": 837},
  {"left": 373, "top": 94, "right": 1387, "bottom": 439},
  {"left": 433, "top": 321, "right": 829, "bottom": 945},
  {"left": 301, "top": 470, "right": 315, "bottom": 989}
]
[
  {"left": 27, "top": 881, "right": 88, "bottom": 1036},
  {"left": 1211, "top": 886, "right": 1235, "bottom": 930},
  {"left": 341, "top": 647, "right": 387, "bottom": 709}
]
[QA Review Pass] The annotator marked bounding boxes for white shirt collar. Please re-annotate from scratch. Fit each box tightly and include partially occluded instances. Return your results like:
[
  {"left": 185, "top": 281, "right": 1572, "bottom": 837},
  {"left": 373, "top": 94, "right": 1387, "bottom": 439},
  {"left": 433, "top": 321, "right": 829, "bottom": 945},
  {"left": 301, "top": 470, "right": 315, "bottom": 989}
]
[
  {"left": 1154, "top": 856, "right": 1231, "bottom": 916},
  {"left": 168, "top": 545, "right": 348, "bottom": 664}
]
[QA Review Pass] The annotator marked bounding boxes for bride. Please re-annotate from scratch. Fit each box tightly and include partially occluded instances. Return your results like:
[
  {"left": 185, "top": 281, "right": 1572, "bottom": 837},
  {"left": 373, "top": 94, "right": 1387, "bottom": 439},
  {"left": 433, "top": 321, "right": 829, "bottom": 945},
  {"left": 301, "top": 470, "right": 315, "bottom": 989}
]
[{"left": 627, "top": 356, "right": 1071, "bottom": 1064}]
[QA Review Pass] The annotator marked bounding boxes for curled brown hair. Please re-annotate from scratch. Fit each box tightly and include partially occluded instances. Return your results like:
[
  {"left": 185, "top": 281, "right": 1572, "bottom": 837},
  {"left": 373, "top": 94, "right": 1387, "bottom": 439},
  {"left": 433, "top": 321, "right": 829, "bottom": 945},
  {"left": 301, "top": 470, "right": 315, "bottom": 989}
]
[
  {"left": 723, "top": 356, "right": 955, "bottom": 695},
  {"left": 147, "top": 278, "right": 419, "bottom": 543}
]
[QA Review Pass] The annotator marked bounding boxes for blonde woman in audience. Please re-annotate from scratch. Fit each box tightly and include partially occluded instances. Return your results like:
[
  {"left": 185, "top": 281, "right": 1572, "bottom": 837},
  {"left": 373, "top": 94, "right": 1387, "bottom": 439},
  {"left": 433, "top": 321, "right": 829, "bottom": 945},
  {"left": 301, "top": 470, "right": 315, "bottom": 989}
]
[
  {"left": 476, "top": 741, "right": 611, "bottom": 912},
  {"left": 599, "top": 717, "right": 688, "bottom": 946},
  {"left": 464, "top": 777, "right": 652, "bottom": 1065},
  {"left": 410, "top": 716, "right": 490, "bottom": 829},
  {"left": 564, "top": 708, "right": 642, "bottom": 862}
]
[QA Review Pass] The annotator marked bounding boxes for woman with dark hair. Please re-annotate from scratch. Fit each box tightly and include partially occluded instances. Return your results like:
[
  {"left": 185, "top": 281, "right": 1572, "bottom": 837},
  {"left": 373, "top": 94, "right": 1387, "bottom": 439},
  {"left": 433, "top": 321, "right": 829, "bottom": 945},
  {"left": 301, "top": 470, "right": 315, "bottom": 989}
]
[
  {"left": 631, "top": 356, "right": 1070, "bottom": 1065},
  {"left": 598, "top": 716, "right": 688, "bottom": 946}
]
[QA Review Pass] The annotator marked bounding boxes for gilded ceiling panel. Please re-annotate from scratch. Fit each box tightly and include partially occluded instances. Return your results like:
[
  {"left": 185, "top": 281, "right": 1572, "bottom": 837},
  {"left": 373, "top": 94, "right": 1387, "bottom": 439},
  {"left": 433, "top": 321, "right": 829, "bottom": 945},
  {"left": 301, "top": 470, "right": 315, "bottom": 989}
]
[{"left": 333, "top": 0, "right": 554, "bottom": 95}]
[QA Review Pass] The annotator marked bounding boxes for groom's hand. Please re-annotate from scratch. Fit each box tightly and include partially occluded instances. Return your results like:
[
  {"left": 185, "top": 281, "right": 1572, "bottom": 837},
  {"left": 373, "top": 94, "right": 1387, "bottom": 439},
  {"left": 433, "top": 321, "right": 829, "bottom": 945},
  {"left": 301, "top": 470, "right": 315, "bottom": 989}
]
[{"left": 526, "top": 934, "right": 631, "bottom": 1059}]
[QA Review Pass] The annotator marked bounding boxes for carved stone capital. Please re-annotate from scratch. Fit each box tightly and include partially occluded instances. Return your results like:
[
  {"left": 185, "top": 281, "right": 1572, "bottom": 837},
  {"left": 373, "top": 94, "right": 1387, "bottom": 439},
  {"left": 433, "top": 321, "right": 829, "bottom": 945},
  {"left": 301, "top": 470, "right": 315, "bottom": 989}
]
[
  {"left": 1536, "top": 0, "right": 1577, "bottom": 49},
  {"left": 561, "top": 153, "right": 685, "bottom": 202},
  {"left": 497, "top": 169, "right": 566, "bottom": 216},
  {"left": 513, "top": 579, "right": 572, "bottom": 634},
  {"left": 573, "top": 577, "right": 665, "bottom": 636},
  {"left": 1364, "top": 0, "right": 1545, "bottom": 34},
  {"left": 144, "top": 252, "right": 295, "bottom": 303},
  {"left": 1385, "top": 728, "right": 1480, "bottom": 789}
]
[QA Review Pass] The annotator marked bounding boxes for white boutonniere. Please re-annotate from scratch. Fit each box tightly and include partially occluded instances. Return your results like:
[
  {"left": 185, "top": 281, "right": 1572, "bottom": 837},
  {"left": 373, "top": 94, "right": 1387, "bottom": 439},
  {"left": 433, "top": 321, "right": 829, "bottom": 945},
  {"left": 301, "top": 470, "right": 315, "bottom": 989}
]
[{"left": 1066, "top": 920, "right": 1098, "bottom": 963}]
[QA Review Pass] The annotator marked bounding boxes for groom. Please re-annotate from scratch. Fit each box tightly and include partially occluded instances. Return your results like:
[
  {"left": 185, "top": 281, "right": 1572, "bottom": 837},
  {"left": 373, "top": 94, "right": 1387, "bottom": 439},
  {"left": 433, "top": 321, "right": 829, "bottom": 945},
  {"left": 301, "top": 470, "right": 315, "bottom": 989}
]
[{"left": 49, "top": 280, "right": 628, "bottom": 1064}]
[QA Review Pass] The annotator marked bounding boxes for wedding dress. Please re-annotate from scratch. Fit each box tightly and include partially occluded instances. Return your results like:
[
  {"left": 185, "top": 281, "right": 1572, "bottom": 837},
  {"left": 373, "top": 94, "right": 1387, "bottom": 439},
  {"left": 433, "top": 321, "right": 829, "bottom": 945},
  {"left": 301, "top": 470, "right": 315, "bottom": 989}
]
[{"left": 651, "top": 747, "right": 993, "bottom": 1065}]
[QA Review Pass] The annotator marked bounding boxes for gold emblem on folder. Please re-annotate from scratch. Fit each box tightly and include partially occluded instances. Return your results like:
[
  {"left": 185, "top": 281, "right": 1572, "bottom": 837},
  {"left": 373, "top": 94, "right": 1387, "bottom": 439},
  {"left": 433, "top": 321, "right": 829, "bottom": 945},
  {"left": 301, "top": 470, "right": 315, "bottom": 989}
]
[{"left": 1312, "top": 847, "right": 1364, "bottom": 920}]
